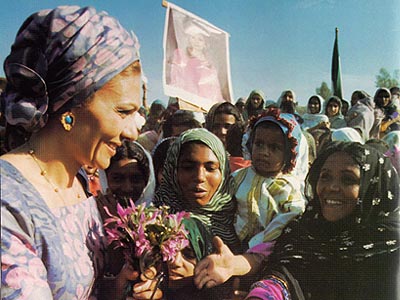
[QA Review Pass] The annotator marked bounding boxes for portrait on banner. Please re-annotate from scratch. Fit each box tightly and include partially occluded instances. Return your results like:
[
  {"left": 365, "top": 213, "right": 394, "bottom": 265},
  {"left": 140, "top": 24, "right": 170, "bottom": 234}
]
[{"left": 163, "top": 3, "right": 233, "bottom": 111}]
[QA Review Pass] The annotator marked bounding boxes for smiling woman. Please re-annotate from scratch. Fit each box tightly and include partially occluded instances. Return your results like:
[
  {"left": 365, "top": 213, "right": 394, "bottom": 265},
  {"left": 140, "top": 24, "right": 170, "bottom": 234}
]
[
  {"left": 245, "top": 141, "right": 399, "bottom": 300},
  {"left": 1, "top": 5, "right": 143, "bottom": 300}
]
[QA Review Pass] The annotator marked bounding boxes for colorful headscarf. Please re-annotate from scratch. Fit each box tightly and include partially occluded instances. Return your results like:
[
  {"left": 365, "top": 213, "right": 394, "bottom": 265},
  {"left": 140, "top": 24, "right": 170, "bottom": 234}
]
[
  {"left": 2, "top": 5, "right": 140, "bottom": 132},
  {"left": 246, "top": 108, "right": 302, "bottom": 174},
  {"left": 264, "top": 141, "right": 399, "bottom": 299},
  {"left": 153, "top": 128, "right": 241, "bottom": 251}
]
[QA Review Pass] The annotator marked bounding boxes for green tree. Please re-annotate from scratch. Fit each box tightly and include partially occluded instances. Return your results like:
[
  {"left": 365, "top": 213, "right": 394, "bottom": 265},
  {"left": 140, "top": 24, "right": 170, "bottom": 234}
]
[
  {"left": 375, "top": 68, "right": 399, "bottom": 88},
  {"left": 316, "top": 81, "right": 332, "bottom": 100}
]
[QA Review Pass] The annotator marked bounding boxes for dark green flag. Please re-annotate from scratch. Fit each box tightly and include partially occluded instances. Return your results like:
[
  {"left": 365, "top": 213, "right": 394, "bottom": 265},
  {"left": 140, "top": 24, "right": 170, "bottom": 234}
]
[{"left": 331, "top": 28, "right": 343, "bottom": 100}]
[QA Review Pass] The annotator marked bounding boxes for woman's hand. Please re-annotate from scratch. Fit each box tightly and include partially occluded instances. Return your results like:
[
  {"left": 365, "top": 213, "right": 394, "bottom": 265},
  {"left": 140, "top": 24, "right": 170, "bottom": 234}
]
[
  {"left": 194, "top": 236, "right": 237, "bottom": 289},
  {"left": 194, "top": 236, "right": 265, "bottom": 290},
  {"left": 132, "top": 272, "right": 163, "bottom": 300}
]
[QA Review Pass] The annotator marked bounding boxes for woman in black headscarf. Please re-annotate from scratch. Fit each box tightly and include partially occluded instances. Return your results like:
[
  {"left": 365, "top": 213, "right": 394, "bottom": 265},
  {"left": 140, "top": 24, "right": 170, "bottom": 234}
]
[{"left": 245, "top": 141, "right": 399, "bottom": 300}]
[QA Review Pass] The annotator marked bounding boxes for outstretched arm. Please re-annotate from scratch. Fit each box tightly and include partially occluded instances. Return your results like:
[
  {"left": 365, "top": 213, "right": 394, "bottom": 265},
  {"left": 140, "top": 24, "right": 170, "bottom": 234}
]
[{"left": 193, "top": 236, "right": 265, "bottom": 289}]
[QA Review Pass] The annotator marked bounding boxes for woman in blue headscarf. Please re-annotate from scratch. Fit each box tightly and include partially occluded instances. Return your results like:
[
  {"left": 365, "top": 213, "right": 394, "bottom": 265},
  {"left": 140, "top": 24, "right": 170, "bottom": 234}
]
[{"left": 1, "top": 6, "right": 143, "bottom": 299}]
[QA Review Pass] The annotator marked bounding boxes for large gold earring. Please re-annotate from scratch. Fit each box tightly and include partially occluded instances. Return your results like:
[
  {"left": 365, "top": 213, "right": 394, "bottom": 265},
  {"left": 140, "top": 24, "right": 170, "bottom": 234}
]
[{"left": 60, "top": 111, "right": 75, "bottom": 131}]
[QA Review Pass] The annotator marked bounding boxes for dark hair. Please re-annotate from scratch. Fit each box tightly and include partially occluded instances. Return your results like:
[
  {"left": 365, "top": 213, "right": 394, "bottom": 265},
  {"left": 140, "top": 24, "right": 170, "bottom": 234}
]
[
  {"left": 149, "top": 101, "right": 166, "bottom": 117},
  {"left": 389, "top": 86, "right": 399, "bottom": 96},
  {"left": 205, "top": 102, "right": 243, "bottom": 131},
  {"left": 351, "top": 90, "right": 370, "bottom": 100},
  {"left": 247, "top": 108, "right": 298, "bottom": 174},
  {"left": 226, "top": 123, "right": 245, "bottom": 157},
  {"left": 373, "top": 88, "right": 391, "bottom": 108},
  {"left": 107, "top": 140, "right": 150, "bottom": 184},
  {"left": 325, "top": 96, "right": 342, "bottom": 114},
  {"left": 152, "top": 137, "right": 177, "bottom": 186},
  {"left": 213, "top": 102, "right": 241, "bottom": 122},
  {"left": 162, "top": 110, "right": 202, "bottom": 138}
]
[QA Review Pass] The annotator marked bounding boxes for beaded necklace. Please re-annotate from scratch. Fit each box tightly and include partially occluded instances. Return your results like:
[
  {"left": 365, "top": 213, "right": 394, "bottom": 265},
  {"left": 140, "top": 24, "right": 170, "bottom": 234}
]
[{"left": 27, "top": 148, "right": 82, "bottom": 205}]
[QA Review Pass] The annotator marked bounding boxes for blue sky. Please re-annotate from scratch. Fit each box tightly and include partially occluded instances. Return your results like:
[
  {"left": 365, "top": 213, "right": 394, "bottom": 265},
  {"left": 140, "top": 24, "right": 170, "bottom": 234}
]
[{"left": 1, "top": 0, "right": 399, "bottom": 106}]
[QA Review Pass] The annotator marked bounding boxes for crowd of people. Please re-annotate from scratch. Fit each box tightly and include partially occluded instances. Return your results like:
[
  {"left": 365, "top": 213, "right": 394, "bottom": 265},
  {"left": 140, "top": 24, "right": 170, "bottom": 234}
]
[{"left": 1, "top": 5, "right": 399, "bottom": 300}]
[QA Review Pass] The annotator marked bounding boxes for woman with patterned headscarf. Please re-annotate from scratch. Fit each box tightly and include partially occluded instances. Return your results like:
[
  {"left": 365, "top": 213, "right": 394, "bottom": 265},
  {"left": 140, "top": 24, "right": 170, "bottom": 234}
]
[
  {"left": 153, "top": 128, "right": 241, "bottom": 253},
  {"left": 1, "top": 6, "right": 143, "bottom": 299},
  {"left": 245, "top": 141, "right": 399, "bottom": 300}
]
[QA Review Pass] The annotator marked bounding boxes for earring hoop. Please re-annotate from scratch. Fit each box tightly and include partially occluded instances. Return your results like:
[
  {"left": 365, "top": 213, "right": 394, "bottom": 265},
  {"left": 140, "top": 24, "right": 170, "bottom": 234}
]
[{"left": 60, "top": 111, "right": 75, "bottom": 131}]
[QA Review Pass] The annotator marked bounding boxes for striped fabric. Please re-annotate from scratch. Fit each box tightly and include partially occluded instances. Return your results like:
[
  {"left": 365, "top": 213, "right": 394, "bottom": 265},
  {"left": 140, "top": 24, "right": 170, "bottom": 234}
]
[
  {"left": 233, "top": 167, "right": 305, "bottom": 248},
  {"left": 154, "top": 128, "right": 241, "bottom": 251}
]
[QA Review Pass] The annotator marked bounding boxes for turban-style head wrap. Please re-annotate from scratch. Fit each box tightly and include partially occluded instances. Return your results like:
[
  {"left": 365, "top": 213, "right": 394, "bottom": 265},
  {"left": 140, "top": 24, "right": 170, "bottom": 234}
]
[{"left": 2, "top": 5, "right": 141, "bottom": 132}]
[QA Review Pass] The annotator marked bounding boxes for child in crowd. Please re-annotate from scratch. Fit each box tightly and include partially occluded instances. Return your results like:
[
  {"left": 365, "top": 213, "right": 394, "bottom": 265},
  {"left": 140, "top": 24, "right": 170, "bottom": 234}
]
[
  {"left": 324, "top": 96, "right": 347, "bottom": 129},
  {"left": 104, "top": 140, "right": 155, "bottom": 206},
  {"left": 374, "top": 87, "right": 400, "bottom": 134},
  {"left": 232, "top": 108, "right": 306, "bottom": 249}
]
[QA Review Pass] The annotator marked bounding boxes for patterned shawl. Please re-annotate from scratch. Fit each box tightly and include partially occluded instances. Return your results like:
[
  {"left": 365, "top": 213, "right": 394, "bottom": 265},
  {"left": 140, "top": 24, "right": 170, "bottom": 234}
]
[
  {"left": 2, "top": 5, "right": 140, "bottom": 132},
  {"left": 153, "top": 128, "right": 241, "bottom": 251},
  {"left": 266, "top": 141, "right": 400, "bottom": 299}
]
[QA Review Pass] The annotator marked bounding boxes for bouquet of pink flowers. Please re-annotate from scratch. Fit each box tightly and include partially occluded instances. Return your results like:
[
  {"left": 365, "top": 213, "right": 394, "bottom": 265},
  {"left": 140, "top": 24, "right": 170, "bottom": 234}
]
[{"left": 104, "top": 200, "right": 190, "bottom": 263}]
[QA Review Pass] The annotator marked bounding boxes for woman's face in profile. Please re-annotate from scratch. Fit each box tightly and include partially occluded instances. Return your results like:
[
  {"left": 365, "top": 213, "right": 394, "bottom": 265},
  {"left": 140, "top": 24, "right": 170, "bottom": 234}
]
[
  {"left": 317, "top": 151, "right": 360, "bottom": 222},
  {"left": 189, "top": 33, "right": 206, "bottom": 51},
  {"left": 72, "top": 72, "right": 141, "bottom": 170},
  {"left": 177, "top": 142, "right": 222, "bottom": 207}
]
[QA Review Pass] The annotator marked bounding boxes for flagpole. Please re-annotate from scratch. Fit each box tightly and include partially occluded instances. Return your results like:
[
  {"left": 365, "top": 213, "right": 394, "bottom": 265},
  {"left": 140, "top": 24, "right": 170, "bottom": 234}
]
[
  {"left": 162, "top": 0, "right": 168, "bottom": 8},
  {"left": 331, "top": 27, "right": 343, "bottom": 100}
]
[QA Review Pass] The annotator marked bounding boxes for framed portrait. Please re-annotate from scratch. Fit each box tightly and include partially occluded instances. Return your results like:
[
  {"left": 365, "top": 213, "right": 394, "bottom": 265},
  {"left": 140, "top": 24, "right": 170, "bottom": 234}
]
[{"left": 163, "top": 3, "right": 233, "bottom": 112}]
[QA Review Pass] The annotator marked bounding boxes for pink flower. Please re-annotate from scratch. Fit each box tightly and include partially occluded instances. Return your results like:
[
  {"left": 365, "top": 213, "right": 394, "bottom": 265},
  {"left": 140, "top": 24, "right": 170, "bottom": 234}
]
[{"left": 103, "top": 203, "right": 191, "bottom": 264}]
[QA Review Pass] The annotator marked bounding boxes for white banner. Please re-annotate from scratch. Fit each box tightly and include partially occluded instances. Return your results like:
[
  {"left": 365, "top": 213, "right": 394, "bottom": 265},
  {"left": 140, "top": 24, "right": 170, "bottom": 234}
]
[{"left": 163, "top": 3, "right": 233, "bottom": 112}]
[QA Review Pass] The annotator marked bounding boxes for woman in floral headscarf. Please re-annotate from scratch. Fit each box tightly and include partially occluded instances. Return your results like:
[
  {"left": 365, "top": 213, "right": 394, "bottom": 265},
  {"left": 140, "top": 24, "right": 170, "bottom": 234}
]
[
  {"left": 245, "top": 141, "right": 399, "bottom": 300},
  {"left": 1, "top": 6, "right": 143, "bottom": 299}
]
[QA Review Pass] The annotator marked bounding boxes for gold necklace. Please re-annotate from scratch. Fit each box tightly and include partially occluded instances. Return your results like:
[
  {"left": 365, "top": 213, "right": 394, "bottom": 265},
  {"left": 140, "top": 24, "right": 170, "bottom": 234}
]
[{"left": 27, "top": 148, "right": 82, "bottom": 204}]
